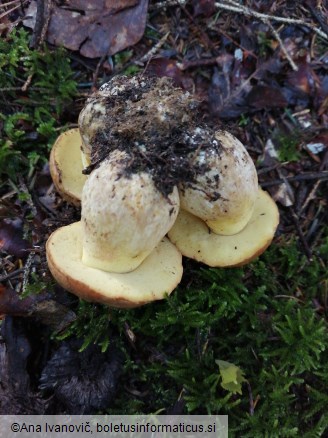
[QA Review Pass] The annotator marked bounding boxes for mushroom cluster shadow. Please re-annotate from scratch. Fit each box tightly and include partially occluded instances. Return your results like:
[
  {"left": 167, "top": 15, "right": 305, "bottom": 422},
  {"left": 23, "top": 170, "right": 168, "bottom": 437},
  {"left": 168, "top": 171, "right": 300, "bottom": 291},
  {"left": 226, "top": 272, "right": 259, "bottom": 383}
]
[{"left": 47, "top": 75, "right": 279, "bottom": 308}]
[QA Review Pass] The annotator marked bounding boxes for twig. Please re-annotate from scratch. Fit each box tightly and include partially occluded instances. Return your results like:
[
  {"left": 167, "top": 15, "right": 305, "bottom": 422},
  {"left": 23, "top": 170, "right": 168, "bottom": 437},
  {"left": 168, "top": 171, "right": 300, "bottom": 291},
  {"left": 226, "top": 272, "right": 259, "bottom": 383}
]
[
  {"left": 214, "top": 0, "right": 328, "bottom": 40},
  {"left": 300, "top": 180, "right": 322, "bottom": 214},
  {"left": 21, "top": 74, "right": 33, "bottom": 92},
  {"left": 247, "top": 381, "right": 255, "bottom": 416},
  {"left": 289, "top": 207, "right": 313, "bottom": 261},
  {"left": 0, "top": 0, "right": 24, "bottom": 8},
  {"left": 266, "top": 21, "right": 298, "bottom": 71},
  {"left": 260, "top": 170, "right": 328, "bottom": 187},
  {"left": 39, "top": 0, "right": 52, "bottom": 44},
  {"left": 23, "top": 0, "right": 52, "bottom": 92},
  {"left": 92, "top": 54, "right": 106, "bottom": 90},
  {"left": 307, "top": 1, "right": 328, "bottom": 35},
  {"left": 213, "top": 26, "right": 258, "bottom": 60},
  {"left": 181, "top": 4, "right": 217, "bottom": 52},
  {"left": 177, "top": 57, "right": 220, "bottom": 71},
  {"left": 30, "top": 0, "right": 52, "bottom": 49},
  {"left": 227, "top": 59, "right": 275, "bottom": 104},
  {"left": 275, "top": 295, "right": 304, "bottom": 303},
  {"left": 0, "top": 268, "right": 24, "bottom": 283},
  {"left": 0, "top": 1, "right": 26, "bottom": 19},
  {"left": 136, "top": 32, "right": 170, "bottom": 65},
  {"left": 257, "top": 164, "right": 280, "bottom": 175},
  {"left": 149, "top": 0, "right": 187, "bottom": 11},
  {"left": 22, "top": 251, "right": 35, "bottom": 294}
]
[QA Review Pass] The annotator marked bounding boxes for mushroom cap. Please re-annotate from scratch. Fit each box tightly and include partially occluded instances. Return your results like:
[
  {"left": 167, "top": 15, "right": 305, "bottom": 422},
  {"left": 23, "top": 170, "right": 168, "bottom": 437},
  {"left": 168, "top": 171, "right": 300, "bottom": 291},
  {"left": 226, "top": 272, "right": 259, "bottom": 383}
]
[
  {"left": 46, "top": 222, "right": 183, "bottom": 308},
  {"left": 49, "top": 129, "right": 87, "bottom": 206},
  {"left": 78, "top": 75, "right": 195, "bottom": 169},
  {"left": 179, "top": 130, "right": 258, "bottom": 235},
  {"left": 168, "top": 189, "right": 279, "bottom": 267},
  {"left": 81, "top": 150, "right": 180, "bottom": 273},
  {"left": 78, "top": 98, "right": 105, "bottom": 167}
]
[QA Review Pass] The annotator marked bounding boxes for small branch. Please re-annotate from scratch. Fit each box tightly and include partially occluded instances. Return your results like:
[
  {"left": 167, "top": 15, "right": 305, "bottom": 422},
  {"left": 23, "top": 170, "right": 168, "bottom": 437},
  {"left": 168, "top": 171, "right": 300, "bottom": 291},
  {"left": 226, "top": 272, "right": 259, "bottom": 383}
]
[
  {"left": 260, "top": 170, "right": 328, "bottom": 187},
  {"left": 23, "top": 0, "right": 52, "bottom": 92},
  {"left": 0, "top": 1, "right": 27, "bottom": 19},
  {"left": 137, "top": 32, "right": 170, "bottom": 65},
  {"left": 213, "top": 26, "right": 258, "bottom": 60},
  {"left": 266, "top": 21, "right": 298, "bottom": 71},
  {"left": 177, "top": 57, "right": 220, "bottom": 71},
  {"left": 214, "top": 0, "right": 328, "bottom": 40},
  {"left": 289, "top": 207, "right": 313, "bottom": 261},
  {"left": 0, "top": 0, "right": 24, "bottom": 8},
  {"left": 21, "top": 74, "right": 33, "bottom": 92},
  {"left": 307, "top": 1, "right": 328, "bottom": 36},
  {"left": 149, "top": 0, "right": 187, "bottom": 10},
  {"left": 22, "top": 251, "right": 35, "bottom": 294},
  {"left": 247, "top": 381, "right": 255, "bottom": 416},
  {"left": 39, "top": 0, "right": 52, "bottom": 45},
  {"left": 92, "top": 54, "right": 106, "bottom": 90},
  {"left": 30, "top": 0, "right": 52, "bottom": 49},
  {"left": 0, "top": 268, "right": 24, "bottom": 283},
  {"left": 300, "top": 180, "right": 322, "bottom": 214}
]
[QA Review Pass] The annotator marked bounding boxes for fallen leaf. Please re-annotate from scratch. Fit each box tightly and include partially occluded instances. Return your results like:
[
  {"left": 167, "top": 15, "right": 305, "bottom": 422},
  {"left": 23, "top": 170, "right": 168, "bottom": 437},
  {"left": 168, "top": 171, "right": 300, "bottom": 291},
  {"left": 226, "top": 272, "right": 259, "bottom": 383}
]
[
  {"left": 208, "top": 64, "right": 249, "bottom": 118},
  {"left": 192, "top": 0, "right": 216, "bottom": 17},
  {"left": 0, "top": 286, "right": 76, "bottom": 332},
  {"left": 209, "top": 57, "right": 283, "bottom": 119},
  {"left": 305, "top": 142, "right": 326, "bottom": 155},
  {"left": 216, "top": 359, "right": 246, "bottom": 395},
  {"left": 147, "top": 58, "right": 193, "bottom": 89},
  {"left": 270, "top": 183, "right": 294, "bottom": 207},
  {"left": 0, "top": 316, "right": 47, "bottom": 414},
  {"left": 287, "top": 58, "right": 320, "bottom": 95},
  {"left": 24, "top": 0, "right": 149, "bottom": 58},
  {"left": 39, "top": 339, "right": 124, "bottom": 414},
  {"left": 0, "top": 218, "right": 30, "bottom": 259},
  {"left": 247, "top": 85, "right": 287, "bottom": 109},
  {"left": 259, "top": 138, "right": 279, "bottom": 167}
]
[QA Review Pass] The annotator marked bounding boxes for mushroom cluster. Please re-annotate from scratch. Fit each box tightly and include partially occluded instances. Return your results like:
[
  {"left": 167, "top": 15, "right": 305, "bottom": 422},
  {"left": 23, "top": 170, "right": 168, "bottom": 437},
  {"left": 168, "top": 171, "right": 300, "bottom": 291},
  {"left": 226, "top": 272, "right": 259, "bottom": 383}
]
[{"left": 47, "top": 75, "right": 279, "bottom": 308}]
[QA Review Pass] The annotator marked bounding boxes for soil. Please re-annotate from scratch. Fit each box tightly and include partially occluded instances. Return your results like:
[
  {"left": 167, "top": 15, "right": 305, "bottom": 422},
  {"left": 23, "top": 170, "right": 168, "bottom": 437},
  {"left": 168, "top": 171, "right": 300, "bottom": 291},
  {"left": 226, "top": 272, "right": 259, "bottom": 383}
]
[{"left": 82, "top": 75, "right": 224, "bottom": 197}]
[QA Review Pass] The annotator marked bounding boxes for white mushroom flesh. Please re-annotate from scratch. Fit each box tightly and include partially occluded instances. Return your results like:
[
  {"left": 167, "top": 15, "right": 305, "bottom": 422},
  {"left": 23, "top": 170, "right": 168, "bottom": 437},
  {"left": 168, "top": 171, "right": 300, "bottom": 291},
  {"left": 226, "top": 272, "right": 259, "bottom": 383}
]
[
  {"left": 179, "top": 130, "right": 258, "bottom": 235},
  {"left": 81, "top": 150, "right": 180, "bottom": 273}
]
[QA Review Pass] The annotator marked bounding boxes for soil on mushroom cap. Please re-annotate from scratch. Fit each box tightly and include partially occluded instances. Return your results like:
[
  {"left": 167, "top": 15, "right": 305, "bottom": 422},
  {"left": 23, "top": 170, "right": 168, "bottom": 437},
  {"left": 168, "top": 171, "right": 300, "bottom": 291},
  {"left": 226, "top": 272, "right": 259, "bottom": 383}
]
[{"left": 85, "top": 75, "right": 225, "bottom": 198}]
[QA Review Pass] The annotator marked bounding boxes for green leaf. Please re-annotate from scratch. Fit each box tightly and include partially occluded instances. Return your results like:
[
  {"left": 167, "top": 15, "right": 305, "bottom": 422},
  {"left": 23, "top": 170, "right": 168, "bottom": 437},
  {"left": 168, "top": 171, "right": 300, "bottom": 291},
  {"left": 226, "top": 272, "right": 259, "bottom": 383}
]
[{"left": 216, "top": 359, "right": 246, "bottom": 395}]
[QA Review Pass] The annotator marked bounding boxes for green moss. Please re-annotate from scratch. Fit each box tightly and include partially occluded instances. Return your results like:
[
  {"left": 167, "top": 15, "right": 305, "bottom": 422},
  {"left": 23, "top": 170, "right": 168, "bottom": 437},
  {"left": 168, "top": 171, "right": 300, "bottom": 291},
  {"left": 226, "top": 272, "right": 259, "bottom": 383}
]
[
  {"left": 0, "top": 29, "right": 77, "bottom": 180},
  {"left": 276, "top": 132, "right": 301, "bottom": 162},
  {"left": 55, "top": 236, "right": 328, "bottom": 436}
]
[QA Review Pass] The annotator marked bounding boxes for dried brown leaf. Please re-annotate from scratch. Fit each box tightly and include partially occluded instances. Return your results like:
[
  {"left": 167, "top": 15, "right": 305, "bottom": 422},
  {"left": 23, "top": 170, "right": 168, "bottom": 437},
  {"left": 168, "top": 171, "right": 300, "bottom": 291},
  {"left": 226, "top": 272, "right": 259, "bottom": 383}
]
[
  {"left": 0, "top": 286, "right": 76, "bottom": 332},
  {"left": 146, "top": 58, "right": 193, "bottom": 89},
  {"left": 247, "top": 85, "right": 287, "bottom": 109},
  {"left": 0, "top": 218, "right": 30, "bottom": 259},
  {"left": 192, "top": 0, "right": 216, "bottom": 17},
  {"left": 24, "top": 0, "right": 148, "bottom": 58},
  {"left": 287, "top": 58, "right": 320, "bottom": 95},
  {"left": 269, "top": 183, "right": 294, "bottom": 207}
]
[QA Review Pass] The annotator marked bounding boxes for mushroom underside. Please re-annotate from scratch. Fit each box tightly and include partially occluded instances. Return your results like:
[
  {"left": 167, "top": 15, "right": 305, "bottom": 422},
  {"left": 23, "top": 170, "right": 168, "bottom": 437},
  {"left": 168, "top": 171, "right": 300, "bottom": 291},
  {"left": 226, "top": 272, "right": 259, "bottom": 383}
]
[
  {"left": 46, "top": 222, "right": 183, "bottom": 308},
  {"left": 168, "top": 189, "right": 279, "bottom": 267},
  {"left": 49, "top": 129, "right": 87, "bottom": 206}
]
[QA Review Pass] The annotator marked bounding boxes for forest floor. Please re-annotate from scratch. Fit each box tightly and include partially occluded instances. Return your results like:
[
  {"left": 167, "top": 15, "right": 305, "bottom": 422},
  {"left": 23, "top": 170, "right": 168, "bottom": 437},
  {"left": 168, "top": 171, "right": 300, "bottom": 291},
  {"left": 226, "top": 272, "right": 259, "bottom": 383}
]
[{"left": 0, "top": 1, "right": 328, "bottom": 436}]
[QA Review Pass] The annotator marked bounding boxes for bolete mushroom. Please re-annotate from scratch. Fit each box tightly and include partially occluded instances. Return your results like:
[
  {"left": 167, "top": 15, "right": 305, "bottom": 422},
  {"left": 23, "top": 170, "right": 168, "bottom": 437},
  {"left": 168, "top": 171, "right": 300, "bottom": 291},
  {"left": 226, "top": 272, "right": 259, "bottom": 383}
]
[
  {"left": 168, "top": 189, "right": 279, "bottom": 267},
  {"left": 49, "top": 128, "right": 87, "bottom": 206},
  {"left": 81, "top": 150, "right": 180, "bottom": 273},
  {"left": 169, "top": 129, "right": 279, "bottom": 266},
  {"left": 47, "top": 74, "right": 279, "bottom": 306},
  {"left": 77, "top": 75, "right": 196, "bottom": 176},
  {"left": 178, "top": 129, "right": 258, "bottom": 235},
  {"left": 46, "top": 150, "right": 183, "bottom": 308},
  {"left": 47, "top": 223, "right": 182, "bottom": 308}
]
